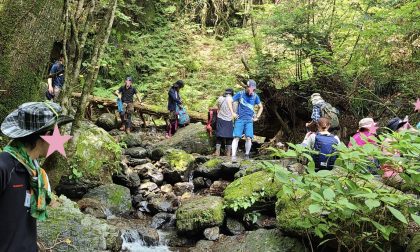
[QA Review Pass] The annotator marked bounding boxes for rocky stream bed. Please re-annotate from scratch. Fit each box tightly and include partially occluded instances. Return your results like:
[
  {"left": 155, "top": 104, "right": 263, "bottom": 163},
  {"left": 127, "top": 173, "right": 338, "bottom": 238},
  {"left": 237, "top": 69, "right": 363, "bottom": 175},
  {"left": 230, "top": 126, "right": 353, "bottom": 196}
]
[{"left": 36, "top": 115, "right": 419, "bottom": 252}]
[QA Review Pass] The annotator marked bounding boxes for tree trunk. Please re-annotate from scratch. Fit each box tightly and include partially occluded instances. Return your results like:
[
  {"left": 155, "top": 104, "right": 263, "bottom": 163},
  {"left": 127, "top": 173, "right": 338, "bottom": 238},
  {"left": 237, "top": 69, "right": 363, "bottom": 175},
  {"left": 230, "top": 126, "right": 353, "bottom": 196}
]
[
  {"left": 0, "top": 0, "right": 63, "bottom": 119},
  {"left": 71, "top": 0, "right": 118, "bottom": 133}
]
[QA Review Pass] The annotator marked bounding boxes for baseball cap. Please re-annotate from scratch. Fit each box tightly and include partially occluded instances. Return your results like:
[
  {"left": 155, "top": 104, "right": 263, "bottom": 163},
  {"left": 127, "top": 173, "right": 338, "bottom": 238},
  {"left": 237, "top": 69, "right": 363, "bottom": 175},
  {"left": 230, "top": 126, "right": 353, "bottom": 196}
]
[{"left": 247, "top": 80, "right": 257, "bottom": 89}]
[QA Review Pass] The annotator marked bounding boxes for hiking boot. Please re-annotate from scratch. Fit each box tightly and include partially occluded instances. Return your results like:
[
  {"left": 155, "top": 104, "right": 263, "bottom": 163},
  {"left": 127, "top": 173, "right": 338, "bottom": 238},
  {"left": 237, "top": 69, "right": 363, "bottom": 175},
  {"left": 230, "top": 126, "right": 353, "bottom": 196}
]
[
  {"left": 213, "top": 144, "right": 221, "bottom": 156},
  {"left": 244, "top": 154, "right": 250, "bottom": 160},
  {"left": 231, "top": 156, "right": 238, "bottom": 163},
  {"left": 126, "top": 127, "right": 131, "bottom": 134},
  {"left": 225, "top": 145, "right": 232, "bottom": 157}
]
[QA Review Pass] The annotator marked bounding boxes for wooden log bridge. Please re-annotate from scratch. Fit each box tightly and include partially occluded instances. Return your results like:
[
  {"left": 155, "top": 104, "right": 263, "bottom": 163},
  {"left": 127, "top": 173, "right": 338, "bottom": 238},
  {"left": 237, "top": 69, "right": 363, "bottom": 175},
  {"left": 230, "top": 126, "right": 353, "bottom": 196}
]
[{"left": 72, "top": 92, "right": 207, "bottom": 123}]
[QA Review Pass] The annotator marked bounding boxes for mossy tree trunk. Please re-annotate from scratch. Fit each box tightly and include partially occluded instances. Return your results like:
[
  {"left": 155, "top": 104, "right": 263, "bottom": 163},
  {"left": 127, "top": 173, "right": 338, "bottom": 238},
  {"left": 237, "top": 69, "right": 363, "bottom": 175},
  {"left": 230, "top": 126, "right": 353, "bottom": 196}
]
[{"left": 0, "top": 0, "right": 64, "bottom": 120}]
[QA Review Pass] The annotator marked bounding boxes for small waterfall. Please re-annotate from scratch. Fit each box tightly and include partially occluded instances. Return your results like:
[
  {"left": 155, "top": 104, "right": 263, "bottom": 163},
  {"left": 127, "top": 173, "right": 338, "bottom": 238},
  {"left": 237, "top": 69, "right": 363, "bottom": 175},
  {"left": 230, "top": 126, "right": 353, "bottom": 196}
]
[{"left": 121, "top": 229, "right": 170, "bottom": 252}]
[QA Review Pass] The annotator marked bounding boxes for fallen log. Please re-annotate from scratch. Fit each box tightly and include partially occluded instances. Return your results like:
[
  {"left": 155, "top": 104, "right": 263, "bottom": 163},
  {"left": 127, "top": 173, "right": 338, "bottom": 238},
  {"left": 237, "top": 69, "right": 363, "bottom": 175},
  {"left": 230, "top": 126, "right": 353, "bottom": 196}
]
[{"left": 72, "top": 92, "right": 207, "bottom": 123}]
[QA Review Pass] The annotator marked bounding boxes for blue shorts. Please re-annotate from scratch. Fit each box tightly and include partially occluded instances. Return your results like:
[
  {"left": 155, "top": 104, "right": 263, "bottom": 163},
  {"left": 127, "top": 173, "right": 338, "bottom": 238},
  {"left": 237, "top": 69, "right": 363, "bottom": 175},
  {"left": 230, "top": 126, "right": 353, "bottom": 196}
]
[{"left": 233, "top": 119, "right": 254, "bottom": 139}]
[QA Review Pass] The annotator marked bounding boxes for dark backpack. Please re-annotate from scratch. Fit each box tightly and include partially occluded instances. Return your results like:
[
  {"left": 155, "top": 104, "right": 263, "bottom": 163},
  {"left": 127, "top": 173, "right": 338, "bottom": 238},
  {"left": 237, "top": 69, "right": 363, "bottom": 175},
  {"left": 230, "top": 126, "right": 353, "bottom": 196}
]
[
  {"left": 206, "top": 108, "right": 218, "bottom": 136},
  {"left": 312, "top": 133, "right": 339, "bottom": 171},
  {"left": 320, "top": 103, "right": 340, "bottom": 129}
]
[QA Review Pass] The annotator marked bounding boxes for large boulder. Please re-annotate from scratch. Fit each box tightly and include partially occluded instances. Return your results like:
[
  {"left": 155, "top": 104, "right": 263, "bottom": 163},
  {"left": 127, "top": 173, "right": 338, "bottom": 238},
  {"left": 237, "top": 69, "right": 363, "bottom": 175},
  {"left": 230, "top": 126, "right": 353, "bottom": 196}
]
[
  {"left": 157, "top": 123, "right": 213, "bottom": 155},
  {"left": 223, "top": 170, "right": 282, "bottom": 212},
  {"left": 190, "top": 229, "right": 306, "bottom": 252},
  {"left": 96, "top": 113, "right": 118, "bottom": 131},
  {"left": 37, "top": 195, "right": 122, "bottom": 251},
  {"left": 48, "top": 121, "right": 122, "bottom": 195},
  {"left": 161, "top": 149, "right": 196, "bottom": 184},
  {"left": 195, "top": 158, "right": 224, "bottom": 180},
  {"left": 81, "top": 184, "right": 131, "bottom": 216},
  {"left": 176, "top": 196, "right": 224, "bottom": 232}
]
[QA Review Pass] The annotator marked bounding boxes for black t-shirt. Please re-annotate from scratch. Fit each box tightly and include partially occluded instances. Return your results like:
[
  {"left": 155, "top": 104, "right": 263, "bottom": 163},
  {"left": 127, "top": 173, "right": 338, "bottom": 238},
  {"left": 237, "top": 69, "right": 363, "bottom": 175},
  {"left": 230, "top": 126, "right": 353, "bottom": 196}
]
[
  {"left": 0, "top": 152, "right": 37, "bottom": 252},
  {"left": 119, "top": 85, "right": 137, "bottom": 103}
]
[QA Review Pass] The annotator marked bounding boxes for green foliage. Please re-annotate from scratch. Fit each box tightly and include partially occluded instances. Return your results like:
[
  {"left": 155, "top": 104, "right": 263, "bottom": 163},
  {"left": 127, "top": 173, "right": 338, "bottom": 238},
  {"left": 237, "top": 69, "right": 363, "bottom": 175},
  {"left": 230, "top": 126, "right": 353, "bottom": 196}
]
[{"left": 269, "top": 130, "right": 420, "bottom": 250}]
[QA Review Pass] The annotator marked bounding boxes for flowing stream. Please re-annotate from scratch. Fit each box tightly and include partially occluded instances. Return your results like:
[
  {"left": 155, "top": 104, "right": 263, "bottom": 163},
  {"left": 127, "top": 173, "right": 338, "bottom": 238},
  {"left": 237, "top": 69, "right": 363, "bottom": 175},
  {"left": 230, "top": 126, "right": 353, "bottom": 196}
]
[{"left": 121, "top": 229, "right": 171, "bottom": 252}]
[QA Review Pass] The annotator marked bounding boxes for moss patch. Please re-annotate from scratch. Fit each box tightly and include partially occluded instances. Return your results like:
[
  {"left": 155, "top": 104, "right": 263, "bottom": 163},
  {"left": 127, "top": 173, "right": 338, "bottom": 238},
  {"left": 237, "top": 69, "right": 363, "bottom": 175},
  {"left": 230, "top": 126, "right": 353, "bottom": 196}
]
[
  {"left": 176, "top": 196, "right": 224, "bottom": 232},
  {"left": 164, "top": 149, "right": 195, "bottom": 172},
  {"left": 224, "top": 170, "right": 282, "bottom": 211},
  {"left": 203, "top": 158, "right": 224, "bottom": 169}
]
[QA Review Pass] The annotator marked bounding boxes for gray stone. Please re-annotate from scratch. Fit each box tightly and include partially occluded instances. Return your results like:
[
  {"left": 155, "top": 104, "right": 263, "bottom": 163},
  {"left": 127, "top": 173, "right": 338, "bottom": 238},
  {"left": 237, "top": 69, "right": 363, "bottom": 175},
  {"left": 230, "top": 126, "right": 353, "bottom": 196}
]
[
  {"left": 124, "top": 147, "right": 148, "bottom": 159},
  {"left": 149, "top": 193, "right": 179, "bottom": 214},
  {"left": 128, "top": 158, "right": 150, "bottom": 167},
  {"left": 147, "top": 170, "right": 164, "bottom": 185},
  {"left": 139, "top": 182, "right": 158, "bottom": 192},
  {"left": 209, "top": 180, "right": 229, "bottom": 196},
  {"left": 82, "top": 184, "right": 132, "bottom": 216},
  {"left": 161, "top": 184, "right": 173, "bottom": 194},
  {"left": 173, "top": 182, "right": 194, "bottom": 196},
  {"left": 203, "top": 227, "right": 220, "bottom": 241},
  {"left": 96, "top": 113, "right": 118, "bottom": 131},
  {"left": 226, "top": 218, "right": 245, "bottom": 235},
  {"left": 150, "top": 212, "right": 176, "bottom": 229}
]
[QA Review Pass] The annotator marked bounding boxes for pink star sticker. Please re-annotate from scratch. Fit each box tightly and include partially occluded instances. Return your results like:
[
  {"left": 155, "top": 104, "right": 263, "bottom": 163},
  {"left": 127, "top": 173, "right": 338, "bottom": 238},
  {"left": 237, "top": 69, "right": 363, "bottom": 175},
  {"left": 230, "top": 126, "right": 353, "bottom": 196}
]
[
  {"left": 41, "top": 125, "right": 72, "bottom": 158},
  {"left": 367, "top": 123, "right": 379, "bottom": 134},
  {"left": 413, "top": 98, "right": 420, "bottom": 112}
]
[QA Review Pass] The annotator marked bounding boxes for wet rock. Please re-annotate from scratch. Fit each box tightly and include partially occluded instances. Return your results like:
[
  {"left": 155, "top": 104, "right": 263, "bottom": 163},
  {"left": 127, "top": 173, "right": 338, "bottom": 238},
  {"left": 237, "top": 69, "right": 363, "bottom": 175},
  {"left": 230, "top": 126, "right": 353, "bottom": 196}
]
[
  {"left": 174, "top": 182, "right": 194, "bottom": 196},
  {"left": 193, "top": 177, "right": 211, "bottom": 190},
  {"left": 161, "top": 184, "right": 173, "bottom": 194},
  {"left": 165, "top": 230, "right": 197, "bottom": 247},
  {"left": 137, "top": 201, "right": 150, "bottom": 213},
  {"left": 161, "top": 149, "right": 195, "bottom": 184},
  {"left": 149, "top": 193, "right": 179, "bottom": 214},
  {"left": 149, "top": 147, "right": 167, "bottom": 161},
  {"left": 112, "top": 167, "right": 141, "bottom": 189},
  {"left": 96, "top": 113, "right": 118, "bottom": 131},
  {"left": 195, "top": 158, "right": 224, "bottom": 180},
  {"left": 226, "top": 218, "right": 245, "bottom": 235},
  {"left": 139, "top": 182, "right": 158, "bottom": 192},
  {"left": 190, "top": 240, "right": 214, "bottom": 252},
  {"left": 195, "top": 155, "right": 210, "bottom": 164},
  {"left": 132, "top": 194, "right": 146, "bottom": 209},
  {"left": 255, "top": 215, "right": 277, "bottom": 229},
  {"left": 82, "top": 184, "right": 131, "bottom": 216},
  {"left": 137, "top": 227, "right": 160, "bottom": 246},
  {"left": 151, "top": 213, "right": 176, "bottom": 229},
  {"left": 124, "top": 147, "right": 148, "bottom": 159},
  {"left": 147, "top": 169, "right": 164, "bottom": 185},
  {"left": 157, "top": 123, "right": 213, "bottom": 155},
  {"left": 204, "top": 227, "right": 220, "bottom": 241},
  {"left": 176, "top": 196, "right": 224, "bottom": 232},
  {"left": 38, "top": 195, "right": 122, "bottom": 251},
  {"left": 220, "top": 162, "right": 241, "bottom": 180},
  {"left": 55, "top": 177, "right": 100, "bottom": 199},
  {"left": 134, "top": 162, "right": 155, "bottom": 178},
  {"left": 127, "top": 158, "right": 150, "bottom": 167},
  {"left": 224, "top": 170, "right": 282, "bottom": 212},
  {"left": 209, "top": 180, "right": 230, "bottom": 196}
]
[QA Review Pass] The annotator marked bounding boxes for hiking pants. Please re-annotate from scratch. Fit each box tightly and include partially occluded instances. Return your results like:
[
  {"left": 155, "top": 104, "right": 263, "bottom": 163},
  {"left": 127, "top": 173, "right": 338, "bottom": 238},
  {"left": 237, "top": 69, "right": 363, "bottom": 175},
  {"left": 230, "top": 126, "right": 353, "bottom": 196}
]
[{"left": 120, "top": 102, "right": 134, "bottom": 129}]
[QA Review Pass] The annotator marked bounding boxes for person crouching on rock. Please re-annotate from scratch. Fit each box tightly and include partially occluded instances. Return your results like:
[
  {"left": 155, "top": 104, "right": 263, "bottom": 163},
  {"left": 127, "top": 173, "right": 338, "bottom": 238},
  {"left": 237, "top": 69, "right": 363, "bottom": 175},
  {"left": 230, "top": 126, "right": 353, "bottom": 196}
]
[
  {"left": 115, "top": 76, "right": 142, "bottom": 134},
  {"left": 230, "top": 80, "right": 263, "bottom": 162},
  {"left": 214, "top": 88, "right": 237, "bottom": 156},
  {"left": 166, "top": 80, "right": 184, "bottom": 138},
  {"left": 0, "top": 102, "right": 73, "bottom": 251}
]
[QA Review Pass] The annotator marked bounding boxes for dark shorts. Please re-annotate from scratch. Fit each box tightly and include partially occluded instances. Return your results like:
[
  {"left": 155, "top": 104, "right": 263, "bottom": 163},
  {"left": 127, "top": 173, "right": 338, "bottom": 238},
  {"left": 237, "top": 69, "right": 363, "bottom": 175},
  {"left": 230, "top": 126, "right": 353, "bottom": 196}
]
[{"left": 216, "top": 118, "right": 233, "bottom": 138}]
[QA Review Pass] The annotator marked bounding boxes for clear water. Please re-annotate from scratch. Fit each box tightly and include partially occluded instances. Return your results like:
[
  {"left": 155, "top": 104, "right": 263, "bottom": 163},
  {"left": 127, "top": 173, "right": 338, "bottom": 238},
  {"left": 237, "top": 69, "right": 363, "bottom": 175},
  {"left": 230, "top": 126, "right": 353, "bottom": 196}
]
[{"left": 121, "top": 229, "right": 171, "bottom": 252}]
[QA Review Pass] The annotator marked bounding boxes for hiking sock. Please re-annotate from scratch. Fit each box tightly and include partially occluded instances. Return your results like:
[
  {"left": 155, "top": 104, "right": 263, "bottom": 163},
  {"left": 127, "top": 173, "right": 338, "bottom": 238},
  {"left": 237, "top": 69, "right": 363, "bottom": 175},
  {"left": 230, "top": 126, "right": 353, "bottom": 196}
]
[
  {"left": 232, "top": 138, "right": 239, "bottom": 158},
  {"left": 214, "top": 144, "right": 221, "bottom": 156},
  {"left": 245, "top": 138, "right": 252, "bottom": 155}
]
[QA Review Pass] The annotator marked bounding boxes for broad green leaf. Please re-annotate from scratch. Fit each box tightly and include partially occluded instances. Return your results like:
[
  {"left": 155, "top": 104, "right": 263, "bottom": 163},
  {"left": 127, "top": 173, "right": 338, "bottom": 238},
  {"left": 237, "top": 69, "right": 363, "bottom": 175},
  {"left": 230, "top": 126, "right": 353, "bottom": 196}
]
[
  {"left": 338, "top": 198, "right": 358, "bottom": 210},
  {"left": 386, "top": 206, "right": 408, "bottom": 224},
  {"left": 308, "top": 204, "right": 323, "bottom": 214},
  {"left": 410, "top": 213, "right": 420, "bottom": 225},
  {"left": 323, "top": 188, "right": 336, "bottom": 201},
  {"left": 365, "top": 199, "right": 381, "bottom": 210}
]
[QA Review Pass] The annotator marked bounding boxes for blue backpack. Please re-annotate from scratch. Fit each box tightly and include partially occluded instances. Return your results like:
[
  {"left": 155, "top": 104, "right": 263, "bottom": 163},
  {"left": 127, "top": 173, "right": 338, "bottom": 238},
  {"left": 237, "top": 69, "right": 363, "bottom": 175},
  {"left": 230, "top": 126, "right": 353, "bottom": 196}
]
[
  {"left": 176, "top": 105, "right": 190, "bottom": 126},
  {"left": 312, "top": 133, "right": 339, "bottom": 171}
]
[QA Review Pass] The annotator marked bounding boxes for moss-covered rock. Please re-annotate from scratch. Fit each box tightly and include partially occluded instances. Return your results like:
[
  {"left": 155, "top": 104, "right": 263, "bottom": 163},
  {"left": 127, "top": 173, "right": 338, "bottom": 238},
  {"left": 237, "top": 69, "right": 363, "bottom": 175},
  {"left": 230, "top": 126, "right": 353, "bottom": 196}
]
[
  {"left": 48, "top": 122, "right": 122, "bottom": 193},
  {"left": 407, "top": 233, "right": 420, "bottom": 252},
  {"left": 176, "top": 196, "right": 224, "bottom": 232},
  {"left": 190, "top": 229, "right": 306, "bottom": 252},
  {"left": 96, "top": 113, "right": 118, "bottom": 131},
  {"left": 161, "top": 149, "right": 196, "bottom": 183},
  {"left": 195, "top": 158, "right": 224, "bottom": 179},
  {"left": 37, "top": 195, "right": 122, "bottom": 251},
  {"left": 223, "top": 170, "right": 283, "bottom": 212},
  {"left": 81, "top": 184, "right": 131, "bottom": 216},
  {"left": 158, "top": 123, "right": 213, "bottom": 155}
]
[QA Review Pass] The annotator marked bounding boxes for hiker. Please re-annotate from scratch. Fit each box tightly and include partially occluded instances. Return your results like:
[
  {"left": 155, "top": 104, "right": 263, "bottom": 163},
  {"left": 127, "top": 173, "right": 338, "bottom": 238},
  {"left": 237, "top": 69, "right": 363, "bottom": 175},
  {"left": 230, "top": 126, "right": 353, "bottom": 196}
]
[
  {"left": 230, "top": 80, "right": 263, "bottom": 162},
  {"left": 303, "top": 117, "right": 340, "bottom": 171},
  {"left": 214, "top": 88, "right": 237, "bottom": 156},
  {"left": 47, "top": 55, "right": 65, "bottom": 101},
  {"left": 0, "top": 102, "right": 73, "bottom": 251},
  {"left": 301, "top": 121, "right": 318, "bottom": 146},
  {"left": 348, "top": 118, "right": 380, "bottom": 174},
  {"left": 166, "top": 80, "right": 184, "bottom": 138},
  {"left": 306, "top": 93, "right": 340, "bottom": 133},
  {"left": 381, "top": 117, "right": 417, "bottom": 186},
  {"left": 114, "top": 76, "right": 141, "bottom": 133}
]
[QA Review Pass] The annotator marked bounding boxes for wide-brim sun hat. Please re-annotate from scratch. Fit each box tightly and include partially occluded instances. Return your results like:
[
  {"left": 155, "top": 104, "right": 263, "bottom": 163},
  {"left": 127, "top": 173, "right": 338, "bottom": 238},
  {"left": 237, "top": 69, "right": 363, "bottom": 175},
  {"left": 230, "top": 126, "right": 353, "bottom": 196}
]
[
  {"left": 1, "top": 102, "right": 73, "bottom": 139},
  {"left": 359, "top": 117, "right": 375, "bottom": 129},
  {"left": 310, "top": 93, "right": 324, "bottom": 105}
]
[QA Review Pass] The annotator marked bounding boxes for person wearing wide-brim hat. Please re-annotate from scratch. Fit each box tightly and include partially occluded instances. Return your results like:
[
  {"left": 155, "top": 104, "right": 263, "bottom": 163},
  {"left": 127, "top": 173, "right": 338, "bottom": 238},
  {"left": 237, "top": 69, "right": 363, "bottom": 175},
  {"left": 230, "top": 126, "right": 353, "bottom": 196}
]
[
  {"left": 0, "top": 102, "right": 72, "bottom": 251},
  {"left": 348, "top": 117, "right": 377, "bottom": 147}
]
